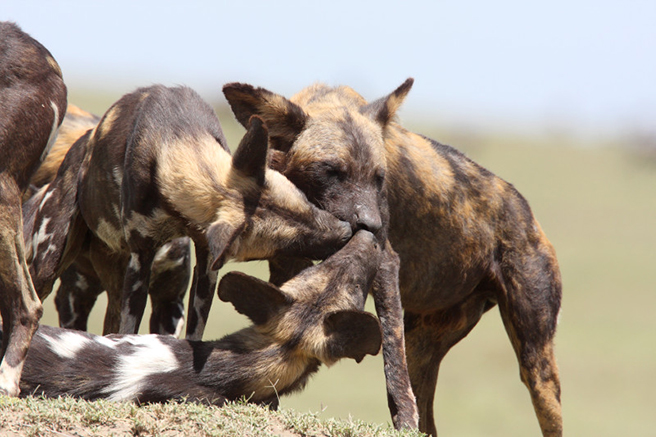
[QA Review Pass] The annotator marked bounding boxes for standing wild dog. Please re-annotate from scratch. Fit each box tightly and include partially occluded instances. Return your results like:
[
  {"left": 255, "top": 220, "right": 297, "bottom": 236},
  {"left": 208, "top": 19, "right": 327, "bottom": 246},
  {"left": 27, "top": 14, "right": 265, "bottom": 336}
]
[
  {"left": 14, "top": 230, "right": 382, "bottom": 406},
  {"left": 0, "top": 22, "right": 67, "bottom": 397},
  {"left": 22, "top": 105, "right": 192, "bottom": 336},
  {"left": 26, "top": 85, "right": 352, "bottom": 342},
  {"left": 223, "top": 79, "right": 563, "bottom": 436}
]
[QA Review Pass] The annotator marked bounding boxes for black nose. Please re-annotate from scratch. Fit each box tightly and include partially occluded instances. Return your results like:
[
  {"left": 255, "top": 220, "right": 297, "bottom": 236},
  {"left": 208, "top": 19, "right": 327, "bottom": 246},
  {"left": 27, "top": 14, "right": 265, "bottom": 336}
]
[{"left": 354, "top": 209, "right": 382, "bottom": 234}]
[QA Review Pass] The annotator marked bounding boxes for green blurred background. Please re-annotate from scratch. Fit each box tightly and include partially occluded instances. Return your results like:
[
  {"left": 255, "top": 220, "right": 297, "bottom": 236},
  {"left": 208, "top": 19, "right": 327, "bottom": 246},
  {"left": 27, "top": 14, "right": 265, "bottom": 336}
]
[{"left": 33, "top": 89, "right": 655, "bottom": 436}]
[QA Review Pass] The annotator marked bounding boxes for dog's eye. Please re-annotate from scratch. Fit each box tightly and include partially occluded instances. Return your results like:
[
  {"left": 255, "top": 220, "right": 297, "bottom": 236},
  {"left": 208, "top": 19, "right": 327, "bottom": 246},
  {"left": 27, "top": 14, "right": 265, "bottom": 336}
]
[
  {"left": 375, "top": 171, "right": 385, "bottom": 189},
  {"left": 324, "top": 164, "right": 346, "bottom": 182}
]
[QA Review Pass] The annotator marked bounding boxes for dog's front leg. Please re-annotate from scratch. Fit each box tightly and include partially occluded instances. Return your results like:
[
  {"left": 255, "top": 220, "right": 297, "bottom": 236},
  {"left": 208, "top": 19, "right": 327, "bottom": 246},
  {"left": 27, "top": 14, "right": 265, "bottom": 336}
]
[
  {"left": 185, "top": 244, "right": 219, "bottom": 340},
  {"left": 372, "top": 240, "right": 419, "bottom": 430},
  {"left": 0, "top": 201, "right": 43, "bottom": 397}
]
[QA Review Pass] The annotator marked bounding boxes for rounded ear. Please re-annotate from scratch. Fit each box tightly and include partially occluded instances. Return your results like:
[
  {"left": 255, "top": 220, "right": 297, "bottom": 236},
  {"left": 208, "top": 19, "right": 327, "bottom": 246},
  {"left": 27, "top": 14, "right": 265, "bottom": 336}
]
[
  {"left": 360, "top": 78, "right": 414, "bottom": 126},
  {"left": 323, "top": 310, "right": 382, "bottom": 363},
  {"left": 231, "top": 115, "right": 268, "bottom": 186},
  {"left": 218, "top": 271, "right": 292, "bottom": 325},
  {"left": 206, "top": 221, "right": 242, "bottom": 271},
  {"left": 222, "top": 82, "right": 307, "bottom": 153}
]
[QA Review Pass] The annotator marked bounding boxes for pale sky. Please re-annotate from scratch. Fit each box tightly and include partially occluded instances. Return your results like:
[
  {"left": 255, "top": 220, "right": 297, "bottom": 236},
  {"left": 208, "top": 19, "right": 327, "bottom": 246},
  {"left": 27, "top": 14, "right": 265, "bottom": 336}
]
[{"left": 3, "top": 0, "right": 655, "bottom": 135}]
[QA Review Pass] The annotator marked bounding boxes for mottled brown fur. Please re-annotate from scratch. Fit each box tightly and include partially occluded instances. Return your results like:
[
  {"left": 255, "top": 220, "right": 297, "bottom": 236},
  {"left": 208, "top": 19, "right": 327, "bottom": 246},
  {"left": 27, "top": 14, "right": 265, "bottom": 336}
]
[
  {"left": 223, "top": 79, "right": 562, "bottom": 436},
  {"left": 13, "top": 230, "right": 383, "bottom": 407},
  {"left": 23, "top": 104, "right": 194, "bottom": 335},
  {"left": 24, "top": 85, "right": 351, "bottom": 343}
]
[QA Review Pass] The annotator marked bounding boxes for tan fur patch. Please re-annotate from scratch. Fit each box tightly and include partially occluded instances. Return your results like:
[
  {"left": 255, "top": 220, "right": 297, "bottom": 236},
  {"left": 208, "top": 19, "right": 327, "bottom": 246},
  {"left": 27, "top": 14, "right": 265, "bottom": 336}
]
[
  {"left": 156, "top": 135, "right": 238, "bottom": 225},
  {"left": 27, "top": 105, "right": 99, "bottom": 194},
  {"left": 45, "top": 54, "right": 62, "bottom": 77},
  {"left": 96, "top": 105, "right": 120, "bottom": 141}
]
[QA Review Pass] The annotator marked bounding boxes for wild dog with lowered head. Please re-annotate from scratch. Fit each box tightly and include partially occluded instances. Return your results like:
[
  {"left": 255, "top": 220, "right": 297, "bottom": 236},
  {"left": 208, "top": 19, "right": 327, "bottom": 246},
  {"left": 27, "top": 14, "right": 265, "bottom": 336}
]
[
  {"left": 14, "top": 230, "right": 382, "bottom": 406},
  {"left": 22, "top": 105, "right": 192, "bottom": 336},
  {"left": 223, "top": 79, "right": 563, "bottom": 436},
  {"left": 26, "top": 85, "right": 352, "bottom": 341},
  {"left": 0, "top": 21, "right": 67, "bottom": 397}
]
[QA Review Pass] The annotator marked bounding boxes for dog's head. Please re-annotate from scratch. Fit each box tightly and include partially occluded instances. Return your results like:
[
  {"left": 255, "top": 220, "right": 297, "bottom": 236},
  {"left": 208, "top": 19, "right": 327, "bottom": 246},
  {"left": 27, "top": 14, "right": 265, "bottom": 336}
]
[
  {"left": 223, "top": 79, "right": 413, "bottom": 239},
  {"left": 205, "top": 115, "right": 352, "bottom": 270}
]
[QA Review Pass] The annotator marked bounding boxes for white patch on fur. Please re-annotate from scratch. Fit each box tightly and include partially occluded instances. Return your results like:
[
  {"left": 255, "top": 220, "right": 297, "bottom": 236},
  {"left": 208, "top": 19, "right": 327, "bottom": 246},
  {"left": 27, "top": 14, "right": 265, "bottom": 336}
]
[
  {"left": 102, "top": 335, "right": 179, "bottom": 401},
  {"left": 128, "top": 253, "right": 141, "bottom": 272},
  {"left": 112, "top": 166, "right": 123, "bottom": 186},
  {"left": 153, "top": 243, "right": 186, "bottom": 270},
  {"left": 38, "top": 189, "right": 55, "bottom": 210},
  {"left": 40, "top": 101, "right": 60, "bottom": 161},
  {"left": 94, "top": 336, "right": 119, "bottom": 349},
  {"left": 31, "top": 217, "right": 54, "bottom": 259},
  {"left": 0, "top": 363, "right": 22, "bottom": 397},
  {"left": 172, "top": 314, "right": 185, "bottom": 338},
  {"left": 43, "top": 330, "right": 91, "bottom": 359},
  {"left": 74, "top": 272, "right": 89, "bottom": 292}
]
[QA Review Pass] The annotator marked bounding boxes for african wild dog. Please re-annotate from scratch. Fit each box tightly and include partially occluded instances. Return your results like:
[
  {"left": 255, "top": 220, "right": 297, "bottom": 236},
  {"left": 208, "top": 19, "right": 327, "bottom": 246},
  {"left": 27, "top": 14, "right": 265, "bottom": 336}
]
[
  {"left": 22, "top": 105, "right": 192, "bottom": 336},
  {"left": 223, "top": 79, "right": 563, "bottom": 436},
  {"left": 14, "top": 230, "right": 382, "bottom": 406},
  {"left": 26, "top": 85, "right": 352, "bottom": 342},
  {"left": 0, "top": 22, "right": 67, "bottom": 397}
]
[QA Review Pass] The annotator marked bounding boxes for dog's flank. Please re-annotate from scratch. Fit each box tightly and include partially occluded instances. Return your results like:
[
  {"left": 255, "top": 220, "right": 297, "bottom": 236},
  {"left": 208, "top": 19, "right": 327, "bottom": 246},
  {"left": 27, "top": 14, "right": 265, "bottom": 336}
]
[
  {"left": 223, "top": 79, "right": 562, "bottom": 436},
  {"left": 0, "top": 21, "right": 67, "bottom": 397},
  {"left": 16, "top": 230, "right": 382, "bottom": 405}
]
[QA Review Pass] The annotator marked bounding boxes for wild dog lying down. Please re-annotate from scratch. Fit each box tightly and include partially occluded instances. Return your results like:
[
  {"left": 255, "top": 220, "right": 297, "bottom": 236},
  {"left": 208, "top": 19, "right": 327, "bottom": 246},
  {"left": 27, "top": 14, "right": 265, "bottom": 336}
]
[
  {"left": 25, "top": 85, "right": 352, "bottom": 342},
  {"left": 22, "top": 105, "right": 192, "bottom": 336},
  {"left": 15, "top": 230, "right": 382, "bottom": 405},
  {"left": 0, "top": 21, "right": 67, "bottom": 397},
  {"left": 223, "top": 80, "right": 563, "bottom": 436}
]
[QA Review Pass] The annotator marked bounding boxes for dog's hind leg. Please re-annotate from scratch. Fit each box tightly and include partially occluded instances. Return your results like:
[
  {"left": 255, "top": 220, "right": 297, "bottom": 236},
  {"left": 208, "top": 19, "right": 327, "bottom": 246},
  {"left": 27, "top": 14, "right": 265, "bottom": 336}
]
[
  {"left": 118, "top": 245, "right": 157, "bottom": 335},
  {"left": 54, "top": 262, "right": 103, "bottom": 331},
  {"left": 0, "top": 179, "right": 43, "bottom": 396},
  {"left": 149, "top": 238, "right": 192, "bottom": 336},
  {"left": 404, "top": 293, "right": 491, "bottom": 437},
  {"left": 495, "top": 242, "right": 563, "bottom": 437}
]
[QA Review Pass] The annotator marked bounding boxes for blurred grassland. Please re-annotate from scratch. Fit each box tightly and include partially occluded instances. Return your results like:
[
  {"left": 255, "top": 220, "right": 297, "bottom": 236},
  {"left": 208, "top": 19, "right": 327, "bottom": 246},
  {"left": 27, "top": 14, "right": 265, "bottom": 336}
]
[{"left": 35, "top": 89, "right": 656, "bottom": 436}]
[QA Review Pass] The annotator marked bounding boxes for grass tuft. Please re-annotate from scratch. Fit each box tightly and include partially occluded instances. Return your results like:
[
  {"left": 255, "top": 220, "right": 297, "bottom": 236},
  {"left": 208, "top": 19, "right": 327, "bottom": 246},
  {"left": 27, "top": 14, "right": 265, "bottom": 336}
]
[{"left": 0, "top": 396, "right": 425, "bottom": 437}]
